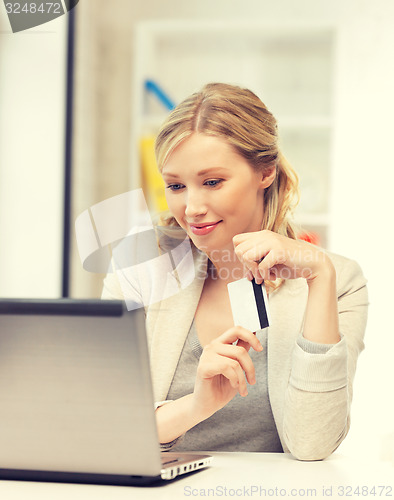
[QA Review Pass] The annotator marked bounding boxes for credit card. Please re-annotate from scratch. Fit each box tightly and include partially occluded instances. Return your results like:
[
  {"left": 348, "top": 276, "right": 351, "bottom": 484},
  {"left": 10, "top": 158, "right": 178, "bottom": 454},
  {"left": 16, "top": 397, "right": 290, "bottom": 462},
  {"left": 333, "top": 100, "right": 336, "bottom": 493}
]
[{"left": 227, "top": 278, "right": 271, "bottom": 332}]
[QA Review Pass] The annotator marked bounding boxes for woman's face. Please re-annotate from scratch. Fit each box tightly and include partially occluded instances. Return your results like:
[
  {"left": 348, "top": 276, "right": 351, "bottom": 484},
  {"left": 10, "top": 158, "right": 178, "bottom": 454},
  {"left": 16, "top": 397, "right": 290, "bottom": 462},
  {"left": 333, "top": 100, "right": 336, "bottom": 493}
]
[{"left": 161, "top": 133, "right": 274, "bottom": 255}]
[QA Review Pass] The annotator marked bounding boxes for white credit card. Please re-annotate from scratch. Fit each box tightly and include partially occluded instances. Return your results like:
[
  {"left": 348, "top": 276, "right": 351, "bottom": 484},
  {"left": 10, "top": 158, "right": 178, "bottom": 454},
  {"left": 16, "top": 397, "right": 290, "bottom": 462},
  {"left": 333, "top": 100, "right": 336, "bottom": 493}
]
[{"left": 227, "top": 278, "right": 271, "bottom": 333}]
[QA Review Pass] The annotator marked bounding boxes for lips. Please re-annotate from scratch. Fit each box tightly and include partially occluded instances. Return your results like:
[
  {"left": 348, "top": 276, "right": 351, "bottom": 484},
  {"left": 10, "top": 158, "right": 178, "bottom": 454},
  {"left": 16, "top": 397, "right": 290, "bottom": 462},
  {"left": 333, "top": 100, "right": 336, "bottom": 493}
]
[{"left": 188, "top": 221, "right": 222, "bottom": 236}]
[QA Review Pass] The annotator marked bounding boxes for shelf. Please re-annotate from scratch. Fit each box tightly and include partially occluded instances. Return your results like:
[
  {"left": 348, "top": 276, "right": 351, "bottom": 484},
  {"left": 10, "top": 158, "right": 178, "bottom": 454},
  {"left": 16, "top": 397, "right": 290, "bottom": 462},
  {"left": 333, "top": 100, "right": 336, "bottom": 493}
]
[
  {"left": 140, "top": 114, "right": 170, "bottom": 133},
  {"left": 137, "top": 19, "right": 335, "bottom": 41}
]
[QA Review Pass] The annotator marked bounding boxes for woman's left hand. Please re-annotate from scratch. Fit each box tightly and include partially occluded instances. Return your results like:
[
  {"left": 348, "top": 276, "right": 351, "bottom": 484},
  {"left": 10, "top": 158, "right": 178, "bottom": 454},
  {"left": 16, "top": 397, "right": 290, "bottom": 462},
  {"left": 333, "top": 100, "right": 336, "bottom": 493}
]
[{"left": 233, "top": 230, "right": 334, "bottom": 285}]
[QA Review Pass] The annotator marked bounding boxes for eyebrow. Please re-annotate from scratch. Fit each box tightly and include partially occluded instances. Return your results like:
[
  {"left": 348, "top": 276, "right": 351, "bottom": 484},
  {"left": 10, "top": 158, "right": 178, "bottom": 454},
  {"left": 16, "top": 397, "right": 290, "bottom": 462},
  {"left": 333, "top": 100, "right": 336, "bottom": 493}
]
[{"left": 162, "top": 167, "right": 229, "bottom": 179}]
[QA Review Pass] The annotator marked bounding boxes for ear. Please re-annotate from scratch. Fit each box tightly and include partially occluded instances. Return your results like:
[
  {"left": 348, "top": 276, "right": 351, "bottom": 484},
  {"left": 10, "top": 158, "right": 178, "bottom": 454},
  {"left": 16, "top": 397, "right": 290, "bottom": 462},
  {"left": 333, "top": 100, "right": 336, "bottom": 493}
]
[{"left": 259, "top": 165, "right": 277, "bottom": 190}]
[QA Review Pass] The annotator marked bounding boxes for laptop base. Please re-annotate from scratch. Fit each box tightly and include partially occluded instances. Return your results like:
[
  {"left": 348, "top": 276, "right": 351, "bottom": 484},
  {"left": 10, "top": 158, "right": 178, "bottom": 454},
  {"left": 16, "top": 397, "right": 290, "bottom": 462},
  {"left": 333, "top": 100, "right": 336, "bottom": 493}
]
[{"left": 0, "top": 468, "right": 163, "bottom": 486}]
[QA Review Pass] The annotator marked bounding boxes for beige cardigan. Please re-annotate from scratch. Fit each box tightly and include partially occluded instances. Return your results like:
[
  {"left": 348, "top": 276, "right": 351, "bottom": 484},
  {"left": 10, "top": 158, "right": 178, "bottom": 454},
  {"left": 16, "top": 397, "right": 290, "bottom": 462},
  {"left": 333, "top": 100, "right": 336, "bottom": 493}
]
[{"left": 102, "top": 244, "right": 368, "bottom": 461}]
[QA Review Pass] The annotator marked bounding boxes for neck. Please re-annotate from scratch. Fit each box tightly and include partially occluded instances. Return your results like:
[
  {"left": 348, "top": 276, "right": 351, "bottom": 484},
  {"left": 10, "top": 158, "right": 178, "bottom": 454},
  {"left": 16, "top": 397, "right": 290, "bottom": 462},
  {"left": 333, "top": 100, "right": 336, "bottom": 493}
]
[{"left": 205, "top": 246, "right": 246, "bottom": 285}]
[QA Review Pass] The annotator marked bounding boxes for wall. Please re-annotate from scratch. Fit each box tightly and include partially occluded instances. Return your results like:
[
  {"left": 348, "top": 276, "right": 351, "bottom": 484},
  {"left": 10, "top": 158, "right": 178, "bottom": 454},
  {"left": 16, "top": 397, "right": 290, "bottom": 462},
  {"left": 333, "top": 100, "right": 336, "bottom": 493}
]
[
  {"left": 0, "top": 13, "right": 67, "bottom": 297},
  {"left": 331, "top": 0, "right": 394, "bottom": 460}
]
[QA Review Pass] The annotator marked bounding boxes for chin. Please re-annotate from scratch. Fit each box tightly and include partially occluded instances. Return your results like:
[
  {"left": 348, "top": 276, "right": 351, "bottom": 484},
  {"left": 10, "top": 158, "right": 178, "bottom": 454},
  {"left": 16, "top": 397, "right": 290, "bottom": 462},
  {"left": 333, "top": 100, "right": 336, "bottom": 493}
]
[{"left": 197, "top": 239, "right": 233, "bottom": 256}]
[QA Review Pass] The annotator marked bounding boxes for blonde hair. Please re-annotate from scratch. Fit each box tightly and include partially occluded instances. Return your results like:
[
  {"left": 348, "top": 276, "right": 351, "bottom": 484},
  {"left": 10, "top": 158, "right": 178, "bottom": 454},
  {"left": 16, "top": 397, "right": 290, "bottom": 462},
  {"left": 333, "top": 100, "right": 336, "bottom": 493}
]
[{"left": 155, "top": 83, "right": 300, "bottom": 287}]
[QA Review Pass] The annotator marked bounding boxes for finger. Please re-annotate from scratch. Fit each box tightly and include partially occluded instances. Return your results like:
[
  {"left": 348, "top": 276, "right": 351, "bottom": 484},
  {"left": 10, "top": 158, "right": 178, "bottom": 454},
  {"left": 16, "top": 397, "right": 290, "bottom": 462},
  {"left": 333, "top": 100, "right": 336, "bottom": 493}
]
[
  {"left": 246, "top": 269, "right": 254, "bottom": 281},
  {"left": 236, "top": 329, "right": 260, "bottom": 351},
  {"left": 221, "top": 365, "right": 241, "bottom": 390},
  {"left": 243, "top": 268, "right": 254, "bottom": 281},
  {"left": 222, "top": 363, "right": 248, "bottom": 396},
  {"left": 232, "top": 232, "right": 256, "bottom": 247},
  {"left": 234, "top": 243, "right": 268, "bottom": 284},
  {"left": 242, "top": 262, "right": 264, "bottom": 285},
  {"left": 210, "top": 344, "right": 256, "bottom": 385},
  {"left": 256, "top": 251, "right": 279, "bottom": 280},
  {"left": 215, "top": 326, "right": 263, "bottom": 352},
  {"left": 200, "top": 356, "right": 247, "bottom": 396},
  {"left": 198, "top": 354, "right": 239, "bottom": 386},
  {"left": 233, "top": 239, "right": 265, "bottom": 264},
  {"left": 236, "top": 337, "right": 262, "bottom": 354},
  {"left": 236, "top": 339, "right": 251, "bottom": 351},
  {"left": 240, "top": 262, "right": 262, "bottom": 281},
  {"left": 233, "top": 241, "right": 253, "bottom": 266},
  {"left": 243, "top": 244, "right": 269, "bottom": 263},
  {"left": 253, "top": 268, "right": 264, "bottom": 285},
  {"left": 235, "top": 252, "right": 264, "bottom": 283}
]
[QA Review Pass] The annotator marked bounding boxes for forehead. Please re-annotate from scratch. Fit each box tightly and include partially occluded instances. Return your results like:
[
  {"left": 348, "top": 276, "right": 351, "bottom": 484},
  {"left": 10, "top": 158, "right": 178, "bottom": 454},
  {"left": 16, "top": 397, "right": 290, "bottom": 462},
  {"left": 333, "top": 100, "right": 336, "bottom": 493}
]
[{"left": 162, "top": 133, "right": 247, "bottom": 176}]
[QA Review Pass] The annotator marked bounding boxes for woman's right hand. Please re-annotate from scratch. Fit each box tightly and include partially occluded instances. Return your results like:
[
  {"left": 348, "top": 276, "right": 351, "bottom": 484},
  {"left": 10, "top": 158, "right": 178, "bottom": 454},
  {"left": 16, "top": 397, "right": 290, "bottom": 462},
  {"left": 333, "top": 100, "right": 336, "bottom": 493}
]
[{"left": 191, "top": 326, "right": 263, "bottom": 421}]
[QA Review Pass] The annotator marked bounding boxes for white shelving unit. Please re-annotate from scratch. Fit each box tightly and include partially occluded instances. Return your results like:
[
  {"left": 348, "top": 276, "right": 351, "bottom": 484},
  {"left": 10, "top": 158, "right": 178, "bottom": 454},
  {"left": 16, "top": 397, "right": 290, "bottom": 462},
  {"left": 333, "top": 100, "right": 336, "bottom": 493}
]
[{"left": 131, "top": 20, "right": 336, "bottom": 247}]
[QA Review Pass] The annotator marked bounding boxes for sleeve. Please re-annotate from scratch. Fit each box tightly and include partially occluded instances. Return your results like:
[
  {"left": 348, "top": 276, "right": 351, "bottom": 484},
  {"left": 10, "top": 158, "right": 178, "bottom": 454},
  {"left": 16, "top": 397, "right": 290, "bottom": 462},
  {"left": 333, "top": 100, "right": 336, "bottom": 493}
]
[
  {"left": 101, "top": 257, "right": 145, "bottom": 311},
  {"left": 101, "top": 228, "right": 156, "bottom": 306},
  {"left": 282, "top": 257, "right": 368, "bottom": 461},
  {"left": 101, "top": 263, "right": 126, "bottom": 301}
]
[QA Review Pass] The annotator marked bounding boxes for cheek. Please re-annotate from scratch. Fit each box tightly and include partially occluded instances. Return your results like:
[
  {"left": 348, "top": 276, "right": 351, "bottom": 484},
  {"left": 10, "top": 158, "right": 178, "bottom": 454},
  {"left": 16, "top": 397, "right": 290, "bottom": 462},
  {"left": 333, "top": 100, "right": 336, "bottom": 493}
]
[
  {"left": 217, "top": 187, "right": 246, "bottom": 214},
  {"left": 226, "top": 186, "right": 254, "bottom": 214},
  {"left": 226, "top": 188, "right": 262, "bottom": 226},
  {"left": 166, "top": 195, "right": 185, "bottom": 223},
  {"left": 165, "top": 193, "right": 179, "bottom": 212}
]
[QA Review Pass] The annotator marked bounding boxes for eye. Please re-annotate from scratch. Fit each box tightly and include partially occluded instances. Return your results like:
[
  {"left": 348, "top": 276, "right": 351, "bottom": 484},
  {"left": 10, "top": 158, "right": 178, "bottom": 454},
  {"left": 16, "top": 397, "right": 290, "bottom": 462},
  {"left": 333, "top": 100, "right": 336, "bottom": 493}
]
[
  {"left": 204, "top": 179, "right": 223, "bottom": 187},
  {"left": 166, "top": 183, "right": 185, "bottom": 191}
]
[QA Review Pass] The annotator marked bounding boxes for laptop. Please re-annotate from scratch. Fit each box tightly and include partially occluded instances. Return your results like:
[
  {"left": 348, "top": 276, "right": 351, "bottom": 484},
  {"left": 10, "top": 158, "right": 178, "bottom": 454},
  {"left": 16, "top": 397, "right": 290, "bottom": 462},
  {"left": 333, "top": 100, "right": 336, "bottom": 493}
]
[{"left": 0, "top": 298, "right": 212, "bottom": 485}]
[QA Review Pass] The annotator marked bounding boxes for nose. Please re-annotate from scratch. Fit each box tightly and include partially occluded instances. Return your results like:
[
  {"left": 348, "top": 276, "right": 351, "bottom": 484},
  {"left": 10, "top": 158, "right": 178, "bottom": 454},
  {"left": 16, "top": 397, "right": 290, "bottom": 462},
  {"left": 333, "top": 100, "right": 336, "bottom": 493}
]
[{"left": 184, "top": 188, "right": 208, "bottom": 219}]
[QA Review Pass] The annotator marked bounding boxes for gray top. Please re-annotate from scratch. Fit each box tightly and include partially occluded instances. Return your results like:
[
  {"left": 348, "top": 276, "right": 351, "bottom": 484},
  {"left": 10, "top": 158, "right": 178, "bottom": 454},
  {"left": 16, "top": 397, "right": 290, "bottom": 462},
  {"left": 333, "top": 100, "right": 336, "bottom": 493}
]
[{"left": 166, "top": 321, "right": 284, "bottom": 452}]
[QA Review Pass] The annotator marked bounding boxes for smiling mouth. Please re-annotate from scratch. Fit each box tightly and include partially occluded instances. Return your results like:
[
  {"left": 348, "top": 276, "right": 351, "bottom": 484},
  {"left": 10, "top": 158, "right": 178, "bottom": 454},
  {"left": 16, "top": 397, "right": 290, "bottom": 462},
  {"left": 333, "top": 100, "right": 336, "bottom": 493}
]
[
  {"left": 189, "top": 221, "right": 221, "bottom": 228},
  {"left": 189, "top": 221, "right": 222, "bottom": 235}
]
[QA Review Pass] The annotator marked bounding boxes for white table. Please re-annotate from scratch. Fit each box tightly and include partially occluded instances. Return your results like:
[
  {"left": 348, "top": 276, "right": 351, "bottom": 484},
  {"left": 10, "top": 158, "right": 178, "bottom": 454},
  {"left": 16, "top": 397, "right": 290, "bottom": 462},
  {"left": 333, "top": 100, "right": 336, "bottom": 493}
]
[{"left": 1, "top": 452, "right": 393, "bottom": 500}]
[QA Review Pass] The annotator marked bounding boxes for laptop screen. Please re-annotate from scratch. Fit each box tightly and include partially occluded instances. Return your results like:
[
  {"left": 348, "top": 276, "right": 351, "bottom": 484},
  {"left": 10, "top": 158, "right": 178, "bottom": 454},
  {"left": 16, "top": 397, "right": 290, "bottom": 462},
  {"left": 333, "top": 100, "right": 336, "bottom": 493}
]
[{"left": 0, "top": 298, "right": 162, "bottom": 477}]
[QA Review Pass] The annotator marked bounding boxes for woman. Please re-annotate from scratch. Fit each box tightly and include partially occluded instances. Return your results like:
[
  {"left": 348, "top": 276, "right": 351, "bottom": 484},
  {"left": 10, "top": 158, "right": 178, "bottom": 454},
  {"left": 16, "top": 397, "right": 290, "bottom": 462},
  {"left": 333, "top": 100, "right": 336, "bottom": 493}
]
[{"left": 102, "top": 83, "right": 368, "bottom": 460}]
